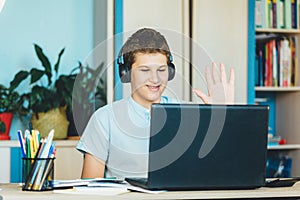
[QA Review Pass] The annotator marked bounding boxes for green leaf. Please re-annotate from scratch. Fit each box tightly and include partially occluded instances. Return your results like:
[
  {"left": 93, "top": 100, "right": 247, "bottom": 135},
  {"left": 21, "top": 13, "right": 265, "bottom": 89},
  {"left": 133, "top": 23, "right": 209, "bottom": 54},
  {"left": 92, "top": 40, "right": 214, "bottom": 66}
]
[
  {"left": 54, "top": 48, "right": 65, "bottom": 74},
  {"left": 34, "top": 44, "right": 52, "bottom": 85},
  {"left": 0, "top": 120, "right": 6, "bottom": 133},
  {"left": 9, "top": 70, "right": 29, "bottom": 91},
  {"left": 70, "top": 61, "right": 82, "bottom": 74},
  {"left": 30, "top": 69, "right": 46, "bottom": 84}
]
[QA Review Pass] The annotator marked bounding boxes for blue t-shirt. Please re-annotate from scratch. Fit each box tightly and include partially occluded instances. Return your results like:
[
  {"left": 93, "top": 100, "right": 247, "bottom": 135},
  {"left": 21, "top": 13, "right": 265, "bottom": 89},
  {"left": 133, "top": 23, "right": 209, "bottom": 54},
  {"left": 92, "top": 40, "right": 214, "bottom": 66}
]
[{"left": 76, "top": 96, "right": 178, "bottom": 178}]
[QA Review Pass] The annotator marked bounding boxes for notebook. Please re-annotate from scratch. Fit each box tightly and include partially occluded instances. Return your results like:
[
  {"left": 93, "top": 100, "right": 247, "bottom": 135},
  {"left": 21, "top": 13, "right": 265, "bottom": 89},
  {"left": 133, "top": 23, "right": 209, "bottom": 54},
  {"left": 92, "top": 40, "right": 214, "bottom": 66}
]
[{"left": 125, "top": 104, "right": 269, "bottom": 190}]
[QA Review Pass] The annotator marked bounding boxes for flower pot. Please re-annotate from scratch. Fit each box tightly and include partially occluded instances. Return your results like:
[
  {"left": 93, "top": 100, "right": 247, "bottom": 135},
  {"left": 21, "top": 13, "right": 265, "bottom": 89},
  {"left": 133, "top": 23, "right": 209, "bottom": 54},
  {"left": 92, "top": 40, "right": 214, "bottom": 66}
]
[
  {"left": 0, "top": 112, "right": 13, "bottom": 140},
  {"left": 31, "top": 107, "right": 69, "bottom": 140}
]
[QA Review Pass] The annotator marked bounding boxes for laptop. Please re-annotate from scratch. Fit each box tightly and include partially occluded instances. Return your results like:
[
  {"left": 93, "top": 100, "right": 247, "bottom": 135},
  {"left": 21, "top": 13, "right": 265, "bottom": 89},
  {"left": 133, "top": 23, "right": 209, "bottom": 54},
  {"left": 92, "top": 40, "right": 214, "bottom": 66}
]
[{"left": 125, "top": 104, "right": 269, "bottom": 190}]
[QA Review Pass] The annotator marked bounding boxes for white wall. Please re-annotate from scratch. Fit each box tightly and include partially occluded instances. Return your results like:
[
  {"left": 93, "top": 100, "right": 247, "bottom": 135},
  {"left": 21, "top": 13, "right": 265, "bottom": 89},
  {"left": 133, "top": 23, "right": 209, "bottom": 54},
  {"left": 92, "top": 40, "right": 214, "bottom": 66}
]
[
  {"left": 118, "top": 0, "right": 248, "bottom": 103},
  {"left": 121, "top": 0, "right": 190, "bottom": 102},
  {"left": 192, "top": 0, "right": 248, "bottom": 103}
]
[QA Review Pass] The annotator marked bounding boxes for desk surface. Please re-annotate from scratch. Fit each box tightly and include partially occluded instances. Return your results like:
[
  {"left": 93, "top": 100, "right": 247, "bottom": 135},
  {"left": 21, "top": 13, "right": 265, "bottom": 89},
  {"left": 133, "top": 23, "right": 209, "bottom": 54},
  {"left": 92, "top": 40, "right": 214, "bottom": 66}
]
[{"left": 1, "top": 183, "right": 300, "bottom": 200}]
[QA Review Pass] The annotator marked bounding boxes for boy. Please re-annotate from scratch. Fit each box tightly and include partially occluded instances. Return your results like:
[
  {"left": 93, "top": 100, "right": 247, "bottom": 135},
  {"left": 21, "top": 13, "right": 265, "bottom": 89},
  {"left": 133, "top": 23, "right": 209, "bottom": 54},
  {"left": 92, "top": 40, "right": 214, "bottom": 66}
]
[{"left": 76, "top": 28, "right": 235, "bottom": 179}]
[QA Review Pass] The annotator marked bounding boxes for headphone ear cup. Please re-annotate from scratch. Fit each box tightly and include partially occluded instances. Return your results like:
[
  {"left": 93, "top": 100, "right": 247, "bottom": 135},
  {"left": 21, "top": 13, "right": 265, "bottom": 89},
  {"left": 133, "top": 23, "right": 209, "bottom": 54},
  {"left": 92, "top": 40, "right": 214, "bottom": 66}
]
[
  {"left": 168, "top": 62, "right": 175, "bottom": 81},
  {"left": 119, "top": 63, "right": 131, "bottom": 83}
]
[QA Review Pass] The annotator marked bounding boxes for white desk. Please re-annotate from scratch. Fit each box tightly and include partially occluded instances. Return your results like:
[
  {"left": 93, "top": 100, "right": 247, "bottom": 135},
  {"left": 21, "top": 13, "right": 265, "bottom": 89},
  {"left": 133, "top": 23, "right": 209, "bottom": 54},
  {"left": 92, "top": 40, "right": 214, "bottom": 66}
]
[{"left": 1, "top": 183, "right": 300, "bottom": 200}]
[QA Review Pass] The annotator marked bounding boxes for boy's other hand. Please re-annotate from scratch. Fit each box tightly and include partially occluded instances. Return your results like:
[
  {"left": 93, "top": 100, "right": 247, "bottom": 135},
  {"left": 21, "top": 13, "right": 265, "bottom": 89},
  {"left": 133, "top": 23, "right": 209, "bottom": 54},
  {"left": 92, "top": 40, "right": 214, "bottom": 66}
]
[{"left": 192, "top": 62, "right": 235, "bottom": 104}]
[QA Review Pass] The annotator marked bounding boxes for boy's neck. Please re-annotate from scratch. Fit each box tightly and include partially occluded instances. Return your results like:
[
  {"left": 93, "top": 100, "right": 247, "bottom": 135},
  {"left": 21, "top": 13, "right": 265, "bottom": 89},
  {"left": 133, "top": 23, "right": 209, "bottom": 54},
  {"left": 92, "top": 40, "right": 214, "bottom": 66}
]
[{"left": 131, "top": 95, "right": 161, "bottom": 110}]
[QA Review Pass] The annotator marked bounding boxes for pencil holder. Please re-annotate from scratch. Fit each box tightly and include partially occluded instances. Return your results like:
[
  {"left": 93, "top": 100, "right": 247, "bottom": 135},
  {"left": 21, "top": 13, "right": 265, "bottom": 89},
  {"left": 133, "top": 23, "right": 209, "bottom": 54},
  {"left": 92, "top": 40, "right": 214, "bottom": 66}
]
[{"left": 22, "top": 157, "right": 55, "bottom": 191}]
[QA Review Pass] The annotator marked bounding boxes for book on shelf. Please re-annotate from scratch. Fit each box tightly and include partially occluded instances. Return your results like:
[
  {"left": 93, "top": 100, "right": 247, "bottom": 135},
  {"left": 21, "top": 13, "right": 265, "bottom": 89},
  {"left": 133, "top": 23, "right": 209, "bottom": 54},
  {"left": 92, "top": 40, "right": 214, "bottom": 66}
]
[
  {"left": 290, "top": 36, "right": 298, "bottom": 85},
  {"left": 272, "top": 0, "right": 277, "bottom": 28},
  {"left": 268, "top": 134, "right": 283, "bottom": 146},
  {"left": 291, "top": 0, "right": 299, "bottom": 28},
  {"left": 285, "top": 0, "right": 292, "bottom": 29},
  {"left": 255, "top": 0, "right": 298, "bottom": 29},
  {"left": 256, "top": 36, "right": 297, "bottom": 87},
  {"left": 255, "top": 0, "right": 266, "bottom": 28},
  {"left": 255, "top": 94, "right": 276, "bottom": 135},
  {"left": 266, "top": 154, "right": 292, "bottom": 178},
  {"left": 280, "top": 39, "right": 292, "bottom": 87},
  {"left": 278, "top": 0, "right": 284, "bottom": 29}
]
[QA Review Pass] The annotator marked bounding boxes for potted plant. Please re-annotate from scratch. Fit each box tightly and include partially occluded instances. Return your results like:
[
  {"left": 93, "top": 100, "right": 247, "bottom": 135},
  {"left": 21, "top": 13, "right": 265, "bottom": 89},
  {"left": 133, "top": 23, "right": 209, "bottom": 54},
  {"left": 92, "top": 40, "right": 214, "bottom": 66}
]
[
  {"left": 0, "top": 75, "right": 29, "bottom": 140},
  {"left": 15, "top": 44, "right": 74, "bottom": 139},
  {"left": 68, "top": 61, "right": 107, "bottom": 138},
  {"left": 15, "top": 44, "right": 107, "bottom": 139},
  {"left": 12, "top": 43, "right": 107, "bottom": 139}
]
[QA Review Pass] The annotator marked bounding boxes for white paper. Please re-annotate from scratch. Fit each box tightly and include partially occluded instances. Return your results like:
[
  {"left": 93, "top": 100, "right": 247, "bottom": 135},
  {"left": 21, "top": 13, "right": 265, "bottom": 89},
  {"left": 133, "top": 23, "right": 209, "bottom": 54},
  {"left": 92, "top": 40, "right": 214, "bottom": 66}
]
[
  {"left": 54, "top": 187, "right": 129, "bottom": 196},
  {"left": 88, "top": 181, "right": 166, "bottom": 194}
]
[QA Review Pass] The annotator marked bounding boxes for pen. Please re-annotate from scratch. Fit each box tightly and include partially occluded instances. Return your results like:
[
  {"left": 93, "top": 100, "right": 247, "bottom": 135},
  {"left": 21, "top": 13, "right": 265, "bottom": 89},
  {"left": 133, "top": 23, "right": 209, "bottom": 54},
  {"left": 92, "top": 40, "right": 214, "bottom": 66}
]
[
  {"left": 32, "top": 130, "right": 37, "bottom": 153},
  {"left": 35, "top": 130, "right": 41, "bottom": 145},
  {"left": 17, "top": 130, "right": 26, "bottom": 158},
  {"left": 24, "top": 159, "right": 36, "bottom": 190},
  {"left": 37, "top": 155, "right": 54, "bottom": 190},
  {"left": 29, "top": 135, "right": 34, "bottom": 159},
  {"left": 34, "top": 141, "right": 43, "bottom": 158},
  {"left": 26, "top": 136, "right": 31, "bottom": 159},
  {"left": 40, "top": 129, "right": 54, "bottom": 158}
]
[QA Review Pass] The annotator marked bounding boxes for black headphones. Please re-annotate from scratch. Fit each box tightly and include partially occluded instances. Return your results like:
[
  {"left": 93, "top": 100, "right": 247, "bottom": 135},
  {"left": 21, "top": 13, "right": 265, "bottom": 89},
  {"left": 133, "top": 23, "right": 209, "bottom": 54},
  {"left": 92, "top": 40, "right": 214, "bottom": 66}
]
[{"left": 117, "top": 53, "right": 176, "bottom": 83}]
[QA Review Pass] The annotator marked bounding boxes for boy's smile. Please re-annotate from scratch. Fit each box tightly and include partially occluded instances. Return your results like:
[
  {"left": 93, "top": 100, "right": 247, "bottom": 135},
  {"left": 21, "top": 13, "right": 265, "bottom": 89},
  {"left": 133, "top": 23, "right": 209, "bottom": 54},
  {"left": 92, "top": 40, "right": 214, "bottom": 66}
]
[{"left": 130, "top": 52, "right": 169, "bottom": 109}]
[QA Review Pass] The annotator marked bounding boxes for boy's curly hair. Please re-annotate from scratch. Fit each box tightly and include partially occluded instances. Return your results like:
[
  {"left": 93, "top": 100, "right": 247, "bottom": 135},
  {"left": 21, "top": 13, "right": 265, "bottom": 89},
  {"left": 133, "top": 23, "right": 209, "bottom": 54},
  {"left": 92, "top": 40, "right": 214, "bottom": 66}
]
[{"left": 119, "top": 28, "right": 171, "bottom": 69}]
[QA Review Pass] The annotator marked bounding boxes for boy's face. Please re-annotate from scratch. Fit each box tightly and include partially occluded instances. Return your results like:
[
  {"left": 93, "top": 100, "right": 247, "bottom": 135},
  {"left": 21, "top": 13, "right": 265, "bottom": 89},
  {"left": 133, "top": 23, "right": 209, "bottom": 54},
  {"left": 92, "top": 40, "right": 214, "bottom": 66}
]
[{"left": 130, "top": 52, "right": 169, "bottom": 109}]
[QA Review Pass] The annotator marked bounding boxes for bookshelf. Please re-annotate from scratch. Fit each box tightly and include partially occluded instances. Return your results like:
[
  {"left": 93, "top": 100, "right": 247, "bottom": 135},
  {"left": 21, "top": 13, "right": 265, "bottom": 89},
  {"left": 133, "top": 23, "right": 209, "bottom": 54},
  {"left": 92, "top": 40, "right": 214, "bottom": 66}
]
[
  {"left": 255, "top": 86, "right": 300, "bottom": 91},
  {"left": 254, "top": 0, "right": 300, "bottom": 177},
  {"left": 268, "top": 144, "right": 300, "bottom": 150},
  {"left": 256, "top": 28, "right": 300, "bottom": 34}
]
